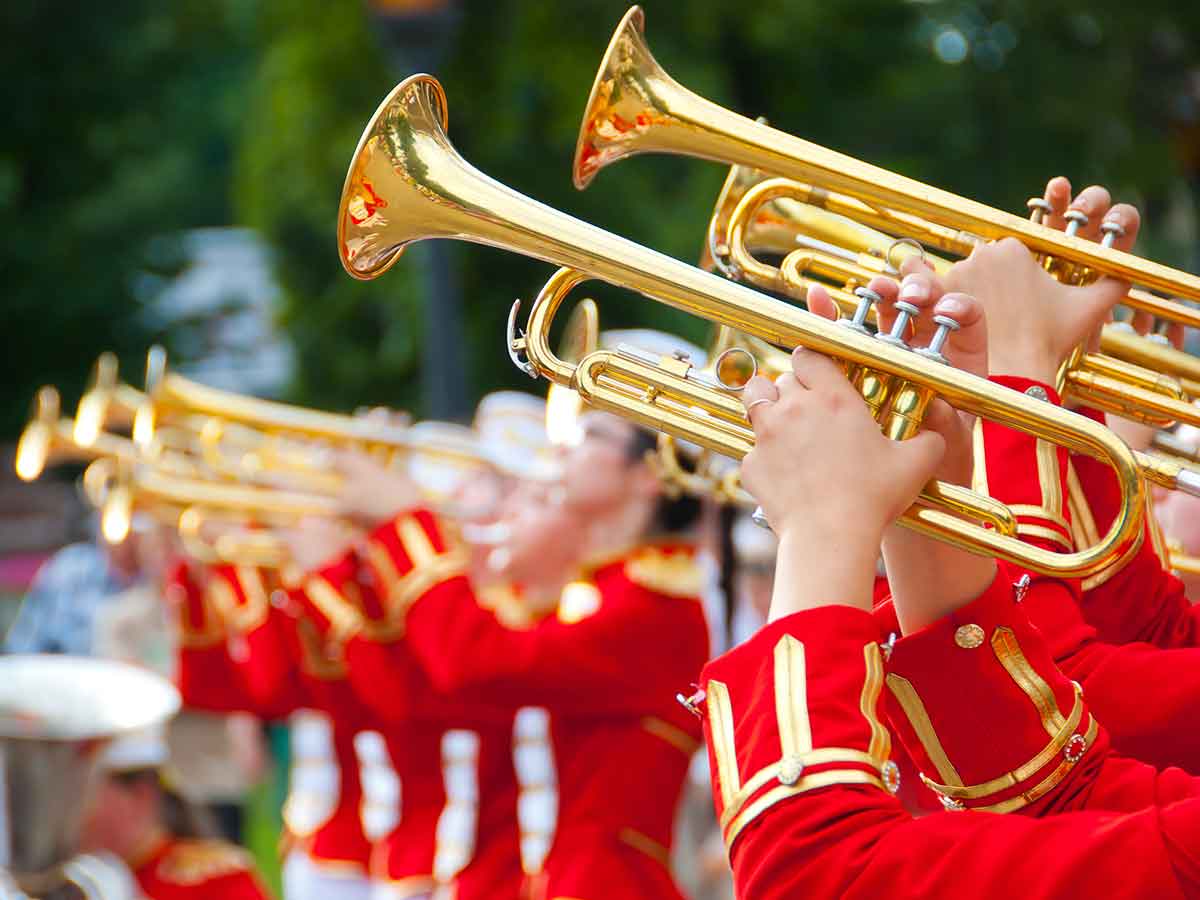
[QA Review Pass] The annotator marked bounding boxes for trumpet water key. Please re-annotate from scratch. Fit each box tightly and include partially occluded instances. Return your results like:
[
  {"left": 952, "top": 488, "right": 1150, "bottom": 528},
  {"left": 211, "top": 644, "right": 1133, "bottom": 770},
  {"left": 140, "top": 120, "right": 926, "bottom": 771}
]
[{"left": 336, "top": 73, "right": 1177, "bottom": 576}]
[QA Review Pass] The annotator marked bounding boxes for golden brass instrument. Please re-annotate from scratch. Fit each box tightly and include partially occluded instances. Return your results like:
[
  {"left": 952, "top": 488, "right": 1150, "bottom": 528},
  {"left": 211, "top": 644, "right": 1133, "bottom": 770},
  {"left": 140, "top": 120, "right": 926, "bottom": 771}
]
[
  {"left": 136, "top": 347, "right": 489, "bottom": 479},
  {"left": 712, "top": 166, "right": 1200, "bottom": 434},
  {"left": 74, "top": 352, "right": 157, "bottom": 447},
  {"left": 84, "top": 456, "right": 340, "bottom": 546},
  {"left": 653, "top": 327, "right": 788, "bottom": 506},
  {"left": 574, "top": 7, "right": 1200, "bottom": 309},
  {"left": 15, "top": 387, "right": 199, "bottom": 483},
  {"left": 335, "top": 73, "right": 1189, "bottom": 577}
]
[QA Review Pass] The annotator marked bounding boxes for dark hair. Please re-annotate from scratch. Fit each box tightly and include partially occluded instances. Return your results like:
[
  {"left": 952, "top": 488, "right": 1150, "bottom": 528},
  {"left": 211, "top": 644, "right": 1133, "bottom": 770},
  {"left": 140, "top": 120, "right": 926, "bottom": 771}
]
[
  {"left": 111, "top": 768, "right": 216, "bottom": 840},
  {"left": 625, "top": 427, "right": 703, "bottom": 535}
]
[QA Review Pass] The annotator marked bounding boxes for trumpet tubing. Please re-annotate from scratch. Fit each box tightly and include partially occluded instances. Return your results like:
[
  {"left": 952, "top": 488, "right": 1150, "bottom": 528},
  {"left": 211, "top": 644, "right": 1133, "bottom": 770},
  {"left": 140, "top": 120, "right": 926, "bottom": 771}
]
[
  {"left": 716, "top": 171, "right": 1200, "bottom": 432},
  {"left": 337, "top": 75, "right": 1157, "bottom": 577}
]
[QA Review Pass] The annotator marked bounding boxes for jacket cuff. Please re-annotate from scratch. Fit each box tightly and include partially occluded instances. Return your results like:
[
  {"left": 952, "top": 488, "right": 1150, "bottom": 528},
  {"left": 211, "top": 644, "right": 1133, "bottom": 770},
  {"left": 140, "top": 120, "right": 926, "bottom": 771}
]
[
  {"left": 167, "top": 561, "right": 224, "bottom": 648},
  {"left": 362, "top": 508, "right": 469, "bottom": 620},
  {"left": 977, "top": 376, "right": 1072, "bottom": 551},
  {"left": 699, "top": 605, "right": 898, "bottom": 856},
  {"left": 205, "top": 564, "right": 273, "bottom": 636},
  {"left": 885, "top": 568, "right": 1098, "bottom": 813}
]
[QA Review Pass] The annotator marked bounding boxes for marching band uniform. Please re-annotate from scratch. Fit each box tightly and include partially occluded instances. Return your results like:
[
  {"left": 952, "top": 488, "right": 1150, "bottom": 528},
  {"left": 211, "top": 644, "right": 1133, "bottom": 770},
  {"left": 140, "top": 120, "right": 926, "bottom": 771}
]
[
  {"left": 697, "top": 580, "right": 1200, "bottom": 899},
  {"left": 291, "top": 546, "right": 526, "bottom": 900},
  {"left": 1060, "top": 407, "right": 1200, "bottom": 649},
  {"left": 359, "top": 506, "right": 710, "bottom": 900},
  {"left": 171, "top": 562, "right": 379, "bottom": 899},
  {"left": 127, "top": 834, "right": 268, "bottom": 900},
  {"left": 969, "top": 376, "right": 1200, "bottom": 775}
]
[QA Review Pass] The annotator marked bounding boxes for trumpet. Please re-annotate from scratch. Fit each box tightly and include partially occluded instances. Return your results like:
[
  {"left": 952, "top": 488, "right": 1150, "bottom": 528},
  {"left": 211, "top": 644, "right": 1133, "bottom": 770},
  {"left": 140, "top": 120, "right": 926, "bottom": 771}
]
[
  {"left": 15, "top": 387, "right": 199, "bottom": 483},
  {"left": 74, "top": 352, "right": 156, "bottom": 447},
  {"left": 336, "top": 73, "right": 1198, "bottom": 577},
  {"left": 574, "top": 7, "right": 1200, "bottom": 309},
  {"left": 84, "top": 456, "right": 340, "bottom": 547},
  {"left": 711, "top": 165, "right": 1200, "bottom": 434},
  {"left": 135, "top": 347, "right": 489, "bottom": 477}
]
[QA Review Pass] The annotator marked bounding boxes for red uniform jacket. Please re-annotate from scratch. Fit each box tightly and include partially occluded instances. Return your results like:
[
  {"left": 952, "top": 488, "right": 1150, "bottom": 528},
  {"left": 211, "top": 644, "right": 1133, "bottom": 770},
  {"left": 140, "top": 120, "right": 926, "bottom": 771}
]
[
  {"left": 130, "top": 833, "right": 270, "bottom": 900},
  {"left": 171, "top": 562, "right": 377, "bottom": 873},
  {"left": 1065, "top": 405, "right": 1200, "bottom": 648},
  {"left": 356, "top": 509, "right": 711, "bottom": 900},
  {"left": 970, "top": 376, "right": 1200, "bottom": 774},
  {"left": 700, "top": 576, "right": 1200, "bottom": 899},
  {"left": 293, "top": 548, "right": 525, "bottom": 900}
]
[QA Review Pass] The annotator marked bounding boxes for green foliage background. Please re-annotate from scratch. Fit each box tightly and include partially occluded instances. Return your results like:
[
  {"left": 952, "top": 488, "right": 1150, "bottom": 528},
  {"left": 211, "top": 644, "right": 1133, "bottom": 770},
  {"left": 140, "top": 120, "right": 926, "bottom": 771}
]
[{"left": 4, "top": 0, "right": 1200, "bottom": 436}]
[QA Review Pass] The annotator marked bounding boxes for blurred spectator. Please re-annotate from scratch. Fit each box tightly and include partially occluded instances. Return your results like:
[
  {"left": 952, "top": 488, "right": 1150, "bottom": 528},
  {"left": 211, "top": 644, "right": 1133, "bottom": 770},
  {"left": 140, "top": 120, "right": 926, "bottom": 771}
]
[
  {"left": 4, "top": 518, "right": 148, "bottom": 655},
  {"left": 81, "top": 725, "right": 272, "bottom": 899}
]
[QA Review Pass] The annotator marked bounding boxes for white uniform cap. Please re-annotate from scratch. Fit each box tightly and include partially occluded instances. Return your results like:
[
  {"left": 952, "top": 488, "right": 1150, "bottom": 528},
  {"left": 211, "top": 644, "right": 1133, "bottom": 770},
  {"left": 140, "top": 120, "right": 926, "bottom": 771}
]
[
  {"left": 406, "top": 421, "right": 490, "bottom": 502},
  {"left": 100, "top": 725, "right": 169, "bottom": 772},
  {"left": 474, "top": 391, "right": 560, "bottom": 481},
  {"left": 732, "top": 513, "right": 778, "bottom": 566},
  {"left": 0, "top": 656, "right": 179, "bottom": 742}
]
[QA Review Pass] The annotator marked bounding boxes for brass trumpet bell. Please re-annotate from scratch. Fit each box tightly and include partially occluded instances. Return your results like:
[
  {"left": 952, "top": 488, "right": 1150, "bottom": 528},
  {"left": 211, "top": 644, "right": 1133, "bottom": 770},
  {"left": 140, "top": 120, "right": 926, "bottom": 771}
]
[{"left": 575, "top": 6, "right": 1200, "bottom": 305}]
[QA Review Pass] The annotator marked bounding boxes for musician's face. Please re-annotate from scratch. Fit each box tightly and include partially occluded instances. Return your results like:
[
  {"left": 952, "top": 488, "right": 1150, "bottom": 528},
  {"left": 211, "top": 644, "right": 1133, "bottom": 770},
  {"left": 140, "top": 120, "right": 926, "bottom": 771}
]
[
  {"left": 559, "top": 413, "right": 656, "bottom": 514},
  {"left": 490, "top": 480, "right": 577, "bottom": 584},
  {"left": 80, "top": 772, "right": 160, "bottom": 859}
]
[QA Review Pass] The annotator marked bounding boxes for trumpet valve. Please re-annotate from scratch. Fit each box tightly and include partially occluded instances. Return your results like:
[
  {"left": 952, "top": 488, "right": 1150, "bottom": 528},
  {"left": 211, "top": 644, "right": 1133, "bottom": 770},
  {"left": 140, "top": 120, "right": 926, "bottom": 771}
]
[
  {"left": 1026, "top": 197, "right": 1053, "bottom": 225},
  {"left": 839, "top": 286, "right": 881, "bottom": 336},
  {"left": 1100, "top": 220, "right": 1125, "bottom": 249},
  {"left": 1063, "top": 209, "right": 1089, "bottom": 238},
  {"left": 876, "top": 300, "right": 920, "bottom": 349},
  {"left": 884, "top": 382, "right": 936, "bottom": 442},
  {"left": 916, "top": 314, "right": 960, "bottom": 365}
]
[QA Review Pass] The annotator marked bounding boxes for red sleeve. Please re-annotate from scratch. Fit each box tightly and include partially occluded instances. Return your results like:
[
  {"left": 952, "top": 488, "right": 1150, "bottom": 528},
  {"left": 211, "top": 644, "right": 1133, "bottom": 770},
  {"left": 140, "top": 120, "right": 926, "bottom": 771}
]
[
  {"left": 1066, "top": 406, "right": 1200, "bottom": 648},
  {"left": 288, "top": 549, "right": 415, "bottom": 724},
  {"left": 977, "top": 385, "right": 1200, "bottom": 777},
  {"left": 208, "top": 565, "right": 306, "bottom": 719},
  {"left": 886, "top": 569, "right": 1200, "bottom": 815},
  {"left": 363, "top": 510, "right": 710, "bottom": 714},
  {"left": 702, "top": 604, "right": 1200, "bottom": 899},
  {"left": 169, "top": 561, "right": 254, "bottom": 713}
]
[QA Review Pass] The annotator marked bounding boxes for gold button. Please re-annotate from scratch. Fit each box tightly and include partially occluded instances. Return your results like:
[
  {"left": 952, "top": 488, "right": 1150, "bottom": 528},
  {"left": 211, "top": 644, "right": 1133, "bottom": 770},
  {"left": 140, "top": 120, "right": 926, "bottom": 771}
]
[
  {"left": 881, "top": 760, "right": 901, "bottom": 795},
  {"left": 954, "top": 624, "right": 985, "bottom": 649}
]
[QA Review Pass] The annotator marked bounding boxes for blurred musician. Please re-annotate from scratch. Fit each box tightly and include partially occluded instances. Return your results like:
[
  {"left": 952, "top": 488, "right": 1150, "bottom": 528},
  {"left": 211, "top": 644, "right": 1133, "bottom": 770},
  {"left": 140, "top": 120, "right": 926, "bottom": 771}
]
[
  {"left": 0, "top": 655, "right": 179, "bottom": 899},
  {"left": 79, "top": 727, "right": 270, "bottom": 900},
  {"left": 304, "top": 332, "right": 712, "bottom": 900}
]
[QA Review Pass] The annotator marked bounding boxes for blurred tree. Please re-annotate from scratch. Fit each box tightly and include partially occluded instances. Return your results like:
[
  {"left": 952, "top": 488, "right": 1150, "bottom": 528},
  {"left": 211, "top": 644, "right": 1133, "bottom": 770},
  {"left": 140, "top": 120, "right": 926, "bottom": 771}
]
[
  {"left": 237, "top": 0, "right": 1199, "bottom": 420},
  {"left": 0, "top": 0, "right": 256, "bottom": 436}
]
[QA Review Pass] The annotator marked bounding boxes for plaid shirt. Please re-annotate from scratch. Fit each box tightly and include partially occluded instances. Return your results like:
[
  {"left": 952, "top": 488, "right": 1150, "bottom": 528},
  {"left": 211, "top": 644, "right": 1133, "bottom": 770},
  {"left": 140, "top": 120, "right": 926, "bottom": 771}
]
[{"left": 4, "top": 543, "right": 133, "bottom": 656}]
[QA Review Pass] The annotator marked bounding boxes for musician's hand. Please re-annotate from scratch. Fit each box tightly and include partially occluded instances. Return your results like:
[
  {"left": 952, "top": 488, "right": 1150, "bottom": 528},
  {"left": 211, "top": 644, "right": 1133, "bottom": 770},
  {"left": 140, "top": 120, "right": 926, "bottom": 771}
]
[
  {"left": 334, "top": 449, "right": 422, "bottom": 527},
  {"left": 808, "top": 279, "right": 982, "bottom": 488},
  {"left": 740, "top": 343, "right": 944, "bottom": 618},
  {"left": 276, "top": 516, "right": 362, "bottom": 574},
  {"left": 944, "top": 177, "right": 1139, "bottom": 384}
]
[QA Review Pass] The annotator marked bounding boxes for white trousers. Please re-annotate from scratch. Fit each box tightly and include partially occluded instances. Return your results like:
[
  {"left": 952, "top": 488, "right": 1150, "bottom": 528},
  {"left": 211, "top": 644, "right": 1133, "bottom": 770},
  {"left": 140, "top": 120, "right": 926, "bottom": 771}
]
[{"left": 283, "top": 851, "right": 374, "bottom": 900}]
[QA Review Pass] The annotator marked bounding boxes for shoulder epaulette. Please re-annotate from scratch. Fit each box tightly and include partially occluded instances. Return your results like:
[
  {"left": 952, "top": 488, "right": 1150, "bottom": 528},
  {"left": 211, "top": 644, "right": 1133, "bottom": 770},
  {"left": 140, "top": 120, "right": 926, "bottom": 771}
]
[
  {"left": 624, "top": 546, "right": 704, "bottom": 599},
  {"left": 156, "top": 839, "right": 252, "bottom": 885}
]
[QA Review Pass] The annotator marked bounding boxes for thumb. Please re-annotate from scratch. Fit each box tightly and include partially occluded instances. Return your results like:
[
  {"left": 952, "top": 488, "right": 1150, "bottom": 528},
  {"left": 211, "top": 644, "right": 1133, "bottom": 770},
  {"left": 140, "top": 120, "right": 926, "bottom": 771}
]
[
  {"left": 1070, "top": 276, "right": 1130, "bottom": 342},
  {"left": 893, "top": 430, "right": 946, "bottom": 506}
]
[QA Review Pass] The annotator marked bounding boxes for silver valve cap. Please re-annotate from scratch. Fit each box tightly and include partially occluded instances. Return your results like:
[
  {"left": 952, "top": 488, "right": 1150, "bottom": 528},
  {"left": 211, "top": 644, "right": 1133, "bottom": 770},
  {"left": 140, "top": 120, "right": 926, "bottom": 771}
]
[
  {"left": 916, "top": 314, "right": 960, "bottom": 364},
  {"left": 1100, "top": 220, "right": 1125, "bottom": 249},
  {"left": 1063, "top": 209, "right": 1089, "bottom": 238},
  {"left": 876, "top": 299, "right": 920, "bottom": 349}
]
